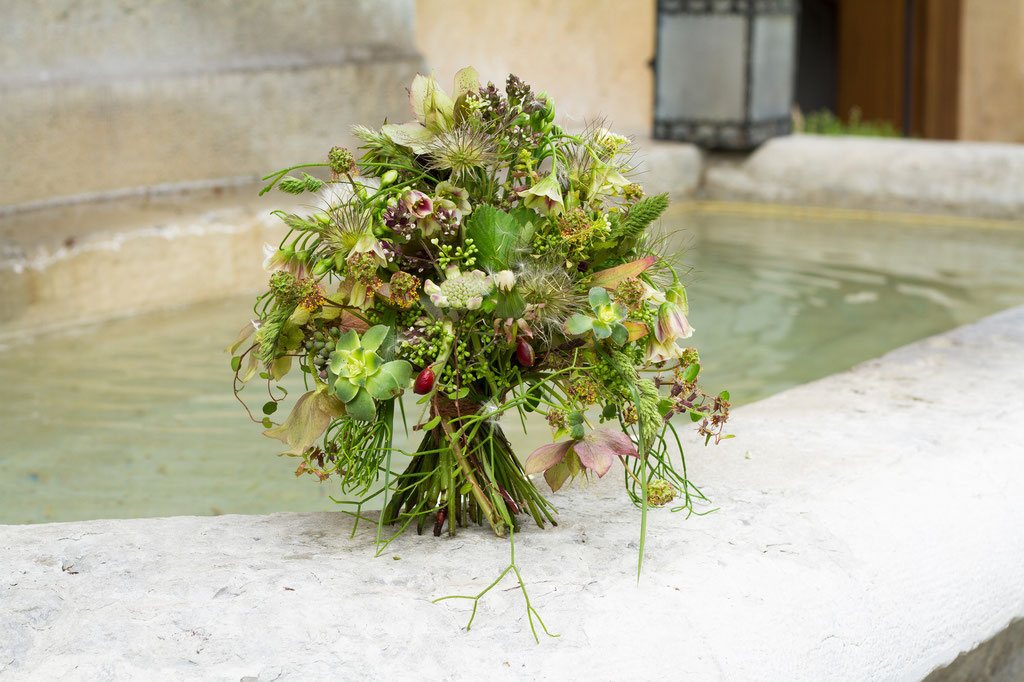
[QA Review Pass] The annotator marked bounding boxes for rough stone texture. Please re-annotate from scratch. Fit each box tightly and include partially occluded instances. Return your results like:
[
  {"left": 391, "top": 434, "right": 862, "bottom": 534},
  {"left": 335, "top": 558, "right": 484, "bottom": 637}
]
[
  {"left": 0, "top": 185, "right": 305, "bottom": 338},
  {"left": 3, "top": 305, "right": 1023, "bottom": 680},
  {"left": 923, "top": 618, "right": 1024, "bottom": 682},
  {"left": 703, "top": 135, "right": 1024, "bottom": 220},
  {"left": 0, "top": 0, "right": 422, "bottom": 208}
]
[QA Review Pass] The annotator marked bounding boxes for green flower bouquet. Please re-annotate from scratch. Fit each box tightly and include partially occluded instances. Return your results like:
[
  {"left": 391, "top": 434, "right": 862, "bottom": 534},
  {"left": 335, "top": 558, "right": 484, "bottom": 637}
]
[{"left": 230, "top": 68, "right": 730, "bottom": 547}]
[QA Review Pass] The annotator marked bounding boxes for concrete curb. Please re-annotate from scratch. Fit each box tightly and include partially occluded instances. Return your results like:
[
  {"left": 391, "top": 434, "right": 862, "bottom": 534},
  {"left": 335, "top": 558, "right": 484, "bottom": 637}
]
[{"left": 3, "top": 304, "right": 1023, "bottom": 680}]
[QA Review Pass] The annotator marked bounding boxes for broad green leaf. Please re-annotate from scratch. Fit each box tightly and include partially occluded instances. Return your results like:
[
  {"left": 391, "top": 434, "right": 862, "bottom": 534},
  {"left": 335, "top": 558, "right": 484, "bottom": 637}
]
[
  {"left": 464, "top": 205, "right": 521, "bottom": 271},
  {"left": 332, "top": 378, "right": 358, "bottom": 403},
  {"left": 589, "top": 287, "right": 611, "bottom": 307},
  {"left": 337, "top": 329, "right": 360, "bottom": 352},
  {"left": 346, "top": 388, "right": 377, "bottom": 421},
  {"left": 262, "top": 401, "right": 278, "bottom": 415},
  {"left": 230, "top": 356, "right": 242, "bottom": 372},
  {"left": 609, "top": 323, "right": 629, "bottom": 345},
  {"left": 380, "top": 360, "right": 412, "bottom": 387},
  {"left": 564, "top": 314, "right": 594, "bottom": 335},
  {"left": 361, "top": 325, "right": 389, "bottom": 352},
  {"left": 683, "top": 363, "right": 701, "bottom": 382},
  {"left": 366, "top": 371, "right": 400, "bottom": 400},
  {"left": 422, "top": 415, "right": 442, "bottom": 431},
  {"left": 719, "top": 390, "right": 731, "bottom": 401},
  {"left": 592, "top": 320, "right": 612, "bottom": 339}
]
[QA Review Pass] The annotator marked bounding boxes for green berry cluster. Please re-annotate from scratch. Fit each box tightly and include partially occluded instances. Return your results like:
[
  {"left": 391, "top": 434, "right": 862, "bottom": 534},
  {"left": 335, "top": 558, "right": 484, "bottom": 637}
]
[
  {"left": 398, "top": 318, "right": 453, "bottom": 368},
  {"left": 305, "top": 326, "right": 342, "bottom": 382},
  {"left": 433, "top": 237, "right": 478, "bottom": 269}
]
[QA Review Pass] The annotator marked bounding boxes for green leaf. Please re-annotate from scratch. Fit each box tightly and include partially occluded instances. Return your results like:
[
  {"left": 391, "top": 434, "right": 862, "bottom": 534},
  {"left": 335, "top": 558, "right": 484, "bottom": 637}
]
[
  {"left": 332, "top": 378, "right": 358, "bottom": 403},
  {"left": 592, "top": 320, "right": 612, "bottom": 339},
  {"left": 719, "top": 390, "right": 731, "bottom": 401},
  {"left": 609, "top": 323, "right": 629, "bottom": 345},
  {"left": 683, "top": 363, "right": 700, "bottom": 382},
  {"left": 361, "top": 325, "right": 389, "bottom": 352},
  {"left": 379, "top": 360, "right": 412, "bottom": 387},
  {"left": 337, "top": 329, "right": 360, "bottom": 352},
  {"left": 346, "top": 388, "right": 377, "bottom": 421},
  {"left": 422, "top": 415, "right": 442, "bottom": 431},
  {"left": 262, "top": 401, "right": 278, "bottom": 415},
  {"left": 690, "top": 410, "right": 703, "bottom": 422},
  {"left": 262, "top": 417, "right": 273, "bottom": 428},
  {"left": 231, "top": 356, "right": 242, "bottom": 372},
  {"left": 366, "top": 371, "right": 400, "bottom": 400},
  {"left": 464, "top": 205, "right": 521, "bottom": 271},
  {"left": 564, "top": 314, "right": 594, "bottom": 335},
  {"left": 589, "top": 287, "right": 611, "bottom": 308}
]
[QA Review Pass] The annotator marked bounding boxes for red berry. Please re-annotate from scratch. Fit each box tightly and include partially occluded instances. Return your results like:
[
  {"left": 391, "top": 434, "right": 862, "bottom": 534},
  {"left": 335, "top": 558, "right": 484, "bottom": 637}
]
[
  {"left": 515, "top": 339, "right": 535, "bottom": 368},
  {"left": 414, "top": 367, "right": 435, "bottom": 394}
]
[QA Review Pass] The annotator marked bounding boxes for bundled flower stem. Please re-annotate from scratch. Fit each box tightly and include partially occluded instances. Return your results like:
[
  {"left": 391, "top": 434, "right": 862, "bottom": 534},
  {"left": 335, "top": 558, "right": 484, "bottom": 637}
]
[{"left": 230, "top": 68, "right": 729, "bottom": 547}]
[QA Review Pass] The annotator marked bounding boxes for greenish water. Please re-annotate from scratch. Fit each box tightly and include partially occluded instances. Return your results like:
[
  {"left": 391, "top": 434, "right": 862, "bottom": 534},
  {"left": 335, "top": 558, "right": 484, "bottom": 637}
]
[{"left": 2, "top": 209, "right": 1023, "bottom": 524}]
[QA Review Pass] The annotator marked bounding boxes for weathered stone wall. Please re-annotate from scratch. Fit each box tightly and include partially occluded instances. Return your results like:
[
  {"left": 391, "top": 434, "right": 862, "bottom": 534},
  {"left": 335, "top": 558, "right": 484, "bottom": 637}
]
[
  {"left": 415, "top": 0, "right": 656, "bottom": 137},
  {"left": 0, "top": 0, "right": 423, "bottom": 209},
  {"left": 958, "top": 1, "right": 1024, "bottom": 143}
]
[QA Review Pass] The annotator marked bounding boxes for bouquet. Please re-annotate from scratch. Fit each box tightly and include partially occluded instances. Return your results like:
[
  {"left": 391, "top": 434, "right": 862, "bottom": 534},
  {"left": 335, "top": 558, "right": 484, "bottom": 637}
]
[{"left": 229, "top": 68, "right": 730, "bottom": 546}]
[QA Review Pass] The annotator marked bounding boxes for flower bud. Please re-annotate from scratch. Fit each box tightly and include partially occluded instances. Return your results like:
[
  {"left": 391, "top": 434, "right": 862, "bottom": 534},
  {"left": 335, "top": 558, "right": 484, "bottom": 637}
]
[
  {"left": 494, "top": 270, "right": 516, "bottom": 291},
  {"left": 515, "top": 339, "right": 535, "bottom": 367},
  {"left": 647, "top": 479, "right": 676, "bottom": 507},
  {"left": 413, "top": 367, "right": 435, "bottom": 395}
]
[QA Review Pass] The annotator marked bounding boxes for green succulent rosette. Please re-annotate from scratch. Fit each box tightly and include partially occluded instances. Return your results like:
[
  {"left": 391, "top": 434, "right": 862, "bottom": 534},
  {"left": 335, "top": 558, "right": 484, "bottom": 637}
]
[{"left": 327, "top": 325, "right": 411, "bottom": 421}]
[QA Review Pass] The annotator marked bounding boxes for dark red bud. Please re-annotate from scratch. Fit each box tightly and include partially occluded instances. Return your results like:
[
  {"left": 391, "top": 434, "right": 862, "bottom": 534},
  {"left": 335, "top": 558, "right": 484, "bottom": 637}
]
[
  {"left": 414, "top": 367, "right": 435, "bottom": 394},
  {"left": 515, "top": 339, "right": 535, "bottom": 368}
]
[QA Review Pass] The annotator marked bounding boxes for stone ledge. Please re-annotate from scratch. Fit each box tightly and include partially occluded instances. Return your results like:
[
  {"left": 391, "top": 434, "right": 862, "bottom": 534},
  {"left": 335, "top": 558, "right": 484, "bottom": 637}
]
[
  {"left": 702, "top": 134, "right": 1024, "bottom": 220},
  {"left": 3, "top": 305, "right": 1023, "bottom": 681}
]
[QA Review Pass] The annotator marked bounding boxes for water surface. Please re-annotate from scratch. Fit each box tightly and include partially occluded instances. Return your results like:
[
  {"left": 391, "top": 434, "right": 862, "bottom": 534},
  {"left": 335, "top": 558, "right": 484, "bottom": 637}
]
[{"left": 2, "top": 208, "right": 1022, "bottom": 523}]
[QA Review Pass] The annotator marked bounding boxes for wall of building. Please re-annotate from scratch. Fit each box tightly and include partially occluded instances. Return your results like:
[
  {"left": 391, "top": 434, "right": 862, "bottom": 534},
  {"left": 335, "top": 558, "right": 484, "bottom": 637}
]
[
  {"left": 958, "top": 1, "right": 1024, "bottom": 143},
  {"left": 415, "top": 0, "right": 655, "bottom": 137},
  {"left": 0, "top": 0, "right": 423, "bottom": 209}
]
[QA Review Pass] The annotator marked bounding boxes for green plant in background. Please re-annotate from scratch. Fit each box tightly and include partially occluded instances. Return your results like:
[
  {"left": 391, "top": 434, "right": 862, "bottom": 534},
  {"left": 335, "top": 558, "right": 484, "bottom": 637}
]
[{"left": 800, "top": 107, "right": 901, "bottom": 138}]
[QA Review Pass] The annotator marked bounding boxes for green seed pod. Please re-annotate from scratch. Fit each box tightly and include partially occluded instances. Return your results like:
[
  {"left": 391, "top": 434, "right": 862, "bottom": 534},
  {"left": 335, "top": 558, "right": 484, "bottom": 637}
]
[{"left": 381, "top": 169, "right": 398, "bottom": 186}]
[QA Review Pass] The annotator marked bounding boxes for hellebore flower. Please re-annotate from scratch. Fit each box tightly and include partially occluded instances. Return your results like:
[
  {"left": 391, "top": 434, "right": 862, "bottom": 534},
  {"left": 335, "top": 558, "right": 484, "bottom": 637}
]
[
  {"left": 645, "top": 336, "right": 688, "bottom": 364},
  {"left": 423, "top": 265, "right": 494, "bottom": 310},
  {"left": 433, "top": 181, "right": 473, "bottom": 217},
  {"left": 655, "top": 279, "right": 694, "bottom": 343},
  {"left": 524, "top": 427, "right": 642, "bottom": 492},
  {"left": 262, "top": 243, "right": 308, "bottom": 278},
  {"left": 563, "top": 287, "right": 629, "bottom": 345},
  {"left": 403, "top": 190, "right": 434, "bottom": 219},
  {"left": 327, "top": 325, "right": 412, "bottom": 421},
  {"left": 518, "top": 173, "right": 564, "bottom": 216}
]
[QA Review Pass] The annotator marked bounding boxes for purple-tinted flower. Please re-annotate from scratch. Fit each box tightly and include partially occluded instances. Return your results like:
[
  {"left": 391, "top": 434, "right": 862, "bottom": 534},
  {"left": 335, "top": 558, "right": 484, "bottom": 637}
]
[
  {"left": 382, "top": 204, "right": 416, "bottom": 236},
  {"left": 524, "top": 428, "right": 641, "bottom": 491},
  {"left": 403, "top": 190, "right": 433, "bottom": 218}
]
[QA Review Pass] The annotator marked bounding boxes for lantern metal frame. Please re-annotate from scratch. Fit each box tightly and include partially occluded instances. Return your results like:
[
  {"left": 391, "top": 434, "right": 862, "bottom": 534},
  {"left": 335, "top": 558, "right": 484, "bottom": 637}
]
[{"left": 653, "top": 0, "right": 799, "bottom": 150}]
